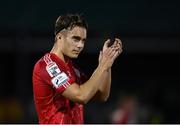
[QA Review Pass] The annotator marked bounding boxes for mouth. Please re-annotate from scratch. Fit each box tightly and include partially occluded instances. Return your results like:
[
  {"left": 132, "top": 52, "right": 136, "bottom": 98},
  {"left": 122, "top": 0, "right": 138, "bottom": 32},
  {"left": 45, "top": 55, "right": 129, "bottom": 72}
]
[{"left": 72, "top": 50, "right": 80, "bottom": 54}]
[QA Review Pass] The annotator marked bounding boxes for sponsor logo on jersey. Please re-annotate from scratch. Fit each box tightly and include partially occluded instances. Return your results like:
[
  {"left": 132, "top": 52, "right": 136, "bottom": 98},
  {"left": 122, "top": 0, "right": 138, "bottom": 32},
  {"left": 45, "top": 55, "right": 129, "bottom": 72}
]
[
  {"left": 51, "top": 72, "right": 69, "bottom": 88},
  {"left": 46, "top": 62, "right": 61, "bottom": 77}
]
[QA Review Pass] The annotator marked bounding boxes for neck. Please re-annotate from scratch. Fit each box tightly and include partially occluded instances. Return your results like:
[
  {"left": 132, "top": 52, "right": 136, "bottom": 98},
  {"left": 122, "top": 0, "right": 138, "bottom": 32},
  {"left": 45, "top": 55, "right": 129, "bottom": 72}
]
[{"left": 50, "top": 42, "right": 69, "bottom": 63}]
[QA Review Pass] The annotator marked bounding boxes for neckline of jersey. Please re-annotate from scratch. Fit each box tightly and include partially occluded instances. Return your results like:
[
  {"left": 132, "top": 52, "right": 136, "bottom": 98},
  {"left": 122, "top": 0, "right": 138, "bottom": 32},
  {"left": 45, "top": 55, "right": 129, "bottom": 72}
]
[{"left": 48, "top": 52, "right": 72, "bottom": 68}]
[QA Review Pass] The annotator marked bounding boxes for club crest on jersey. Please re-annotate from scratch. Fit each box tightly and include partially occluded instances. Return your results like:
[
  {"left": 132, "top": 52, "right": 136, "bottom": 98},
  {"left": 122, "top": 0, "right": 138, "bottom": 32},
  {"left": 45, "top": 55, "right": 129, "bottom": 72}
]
[
  {"left": 51, "top": 72, "right": 68, "bottom": 88},
  {"left": 46, "top": 62, "right": 61, "bottom": 77}
]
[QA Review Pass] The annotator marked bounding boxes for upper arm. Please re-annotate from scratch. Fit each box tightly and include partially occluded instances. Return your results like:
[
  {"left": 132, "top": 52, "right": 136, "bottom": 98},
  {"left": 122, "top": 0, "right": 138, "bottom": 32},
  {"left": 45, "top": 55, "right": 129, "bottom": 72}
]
[
  {"left": 91, "top": 90, "right": 106, "bottom": 102},
  {"left": 36, "top": 63, "right": 84, "bottom": 103},
  {"left": 62, "top": 83, "right": 85, "bottom": 104},
  {"left": 34, "top": 54, "right": 77, "bottom": 96},
  {"left": 59, "top": 64, "right": 88, "bottom": 104},
  {"left": 36, "top": 54, "right": 97, "bottom": 104}
]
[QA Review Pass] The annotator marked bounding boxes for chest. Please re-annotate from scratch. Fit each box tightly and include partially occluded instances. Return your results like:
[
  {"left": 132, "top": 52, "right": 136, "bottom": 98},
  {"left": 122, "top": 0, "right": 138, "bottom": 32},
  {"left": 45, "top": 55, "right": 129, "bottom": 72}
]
[{"left": 58, "top": 63, "right": 82, "bottom": 84}]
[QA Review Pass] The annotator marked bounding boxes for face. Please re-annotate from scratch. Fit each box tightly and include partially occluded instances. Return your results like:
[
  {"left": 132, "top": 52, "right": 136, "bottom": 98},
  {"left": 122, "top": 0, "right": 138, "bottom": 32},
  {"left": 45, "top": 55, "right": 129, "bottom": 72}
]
[{"left": 60, "top": 26, "right": 87, "bottom": 58}]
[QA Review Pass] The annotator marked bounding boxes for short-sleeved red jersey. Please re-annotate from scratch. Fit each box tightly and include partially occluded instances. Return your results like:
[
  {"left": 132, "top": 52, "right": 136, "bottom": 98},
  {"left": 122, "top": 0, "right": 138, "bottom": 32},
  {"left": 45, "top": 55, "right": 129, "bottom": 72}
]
[{"left": 32, "top": 53, "right": 87, "bottom": 124}]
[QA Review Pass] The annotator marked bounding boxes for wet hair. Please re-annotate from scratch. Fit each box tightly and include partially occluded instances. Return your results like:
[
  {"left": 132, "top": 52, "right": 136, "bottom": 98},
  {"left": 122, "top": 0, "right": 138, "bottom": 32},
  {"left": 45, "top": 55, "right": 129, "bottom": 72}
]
[{"left": 54, "top": 13, "right": 88, "bottom": 36}]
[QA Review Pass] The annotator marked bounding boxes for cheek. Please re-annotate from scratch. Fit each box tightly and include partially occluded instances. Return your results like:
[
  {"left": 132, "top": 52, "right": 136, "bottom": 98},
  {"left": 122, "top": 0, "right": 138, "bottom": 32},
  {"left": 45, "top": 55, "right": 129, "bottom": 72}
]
[
  {"left": 80, "top": 43, "right": 85, "bottom": 50},
  {"left": 64, "top": 38, "right": 70, "bottom": 47},
  {"left": 69, "top": 41, "right": 77, "bottom": 48},
  {"left": 65, "top": 40, "right": 75, "bottom": 52}
]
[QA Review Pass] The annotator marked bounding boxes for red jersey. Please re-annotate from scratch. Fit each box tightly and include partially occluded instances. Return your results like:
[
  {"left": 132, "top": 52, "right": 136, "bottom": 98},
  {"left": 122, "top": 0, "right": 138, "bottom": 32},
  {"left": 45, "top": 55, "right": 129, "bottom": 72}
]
[{"left": 32, "top": 53, "right": 87, "bottom": 124}]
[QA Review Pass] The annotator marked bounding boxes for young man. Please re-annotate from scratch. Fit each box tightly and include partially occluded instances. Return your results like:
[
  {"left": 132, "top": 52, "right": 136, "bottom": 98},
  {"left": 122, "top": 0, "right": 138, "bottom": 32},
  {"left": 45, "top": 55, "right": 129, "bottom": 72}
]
[{"left": 32, "top": 13, "right": 122, "bottom": 124}]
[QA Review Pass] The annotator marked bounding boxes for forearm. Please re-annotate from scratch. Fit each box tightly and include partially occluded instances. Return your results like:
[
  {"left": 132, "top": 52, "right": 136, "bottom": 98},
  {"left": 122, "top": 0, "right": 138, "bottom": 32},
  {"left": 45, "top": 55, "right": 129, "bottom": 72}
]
[
  {"left": 91, "top": 68, "right": 111, "bottom": 102},
  {"left": 62, "top": 47, "right": 118, "bottom": 104},
  {"left": 79, "top": 65, "right": 107, "bottom": 103},
  {"left": 98, "top": 68, "right": 111, "bottom": 100}
]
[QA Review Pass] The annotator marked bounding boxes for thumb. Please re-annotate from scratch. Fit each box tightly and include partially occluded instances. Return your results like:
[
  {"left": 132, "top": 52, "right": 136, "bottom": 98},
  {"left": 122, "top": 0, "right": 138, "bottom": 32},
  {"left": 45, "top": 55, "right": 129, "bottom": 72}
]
[
  {"left": 98, "top": 51, "right": 102, "bottom": 61},
  {"left": 104, "top": 39, "right": 110, "bottom": 47},
  {"left": 99, "top": 50, "right": 102, "bottom": 56}
]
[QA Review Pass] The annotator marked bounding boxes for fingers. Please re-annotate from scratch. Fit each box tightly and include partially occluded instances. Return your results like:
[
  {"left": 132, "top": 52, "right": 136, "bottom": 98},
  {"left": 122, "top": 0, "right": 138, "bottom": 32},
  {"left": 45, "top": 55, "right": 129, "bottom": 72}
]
[
  {"left": 109, "top": 38, "right": 123, "bottom": 60},
  {"left": 114, "top": 38, "right": 123, "bottom": 53},
  {"left": 108, "top": 48, "right": 116, "bottom": 58},
  {"left": 102, "top": 38, "right": 123, "bottom": 58},
  {"left": 103, "top": 38, "right": 123, "bottom": 54},
  {"left": 100, "top": 50, "right": 102, "bottom": 55},
  {"left": 104, "top": 47, "right": 117, "bottom": 58},
  {"left": 98, "top": 50, "right": 102, "bottom": 62},
  {"left": 103, "top": 38, "right": 122, "bottom": 49},
  {"left": 99, "top": 38, "right": 122, "bottom": 69},
  {"left": 98, "top": 50, "right": 102, "bottom": 58},
  {"left": 103, "top": 39, "right": 110, "bottom": 48},
  {"left": 103, "top": 47, "right": 111, "bottom": 56},
  {"left": 113, "top": 39, "right": 119, "bottom": 47},
  {"left": 115, "top": 38, "right": 122, "bottom": 48},
  {"left": 112, "top": 50, "right": 120, "bottom": 61},
  {"left": 99, "top": 46, "right": 120, "bottom": 69},
  {"left": 110, "top": 38, "right": 122, "bottom": 48}
]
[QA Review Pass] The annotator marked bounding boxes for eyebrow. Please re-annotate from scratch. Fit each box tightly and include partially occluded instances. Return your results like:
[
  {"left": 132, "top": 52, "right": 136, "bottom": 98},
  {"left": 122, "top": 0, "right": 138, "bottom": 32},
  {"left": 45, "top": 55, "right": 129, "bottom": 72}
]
[{"left": 72, "top": 36, "right": 86, "bottom": 41}]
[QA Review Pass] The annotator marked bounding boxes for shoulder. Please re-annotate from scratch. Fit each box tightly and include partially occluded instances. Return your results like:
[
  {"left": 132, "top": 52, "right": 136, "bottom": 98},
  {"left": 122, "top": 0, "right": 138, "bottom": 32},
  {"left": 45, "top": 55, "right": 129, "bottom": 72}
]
[
  {"left": 33, "top": 53, "right": 59, "bottom": 77},
  {"left": 33, "top": 53, "right": 61, "bottom": 69},
  {"left": 33, "top": 56, "right": 44, "bottom": 74},
  {"left": 37, "top": 53, "right": 60, "bottom": 63}
]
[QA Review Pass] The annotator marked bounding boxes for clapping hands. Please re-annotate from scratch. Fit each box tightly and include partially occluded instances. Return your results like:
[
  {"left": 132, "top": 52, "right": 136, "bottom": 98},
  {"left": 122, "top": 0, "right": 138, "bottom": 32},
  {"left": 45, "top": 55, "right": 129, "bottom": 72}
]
[{"left": 99, "top": 38, "right": 122, "bottom": 63}]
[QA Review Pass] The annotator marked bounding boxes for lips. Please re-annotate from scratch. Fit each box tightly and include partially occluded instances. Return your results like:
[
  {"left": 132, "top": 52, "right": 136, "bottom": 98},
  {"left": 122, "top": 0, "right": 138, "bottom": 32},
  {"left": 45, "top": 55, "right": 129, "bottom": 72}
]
[{"left": 73, "top": 50, "right": 80, "bottom": 54}]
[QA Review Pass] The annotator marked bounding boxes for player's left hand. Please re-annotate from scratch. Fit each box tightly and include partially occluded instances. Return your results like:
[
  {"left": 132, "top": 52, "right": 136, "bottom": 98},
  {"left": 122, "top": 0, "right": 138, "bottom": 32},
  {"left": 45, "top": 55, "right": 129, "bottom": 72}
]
[{"left": 111, "top": 38, "right": 123, "bottom": 59}]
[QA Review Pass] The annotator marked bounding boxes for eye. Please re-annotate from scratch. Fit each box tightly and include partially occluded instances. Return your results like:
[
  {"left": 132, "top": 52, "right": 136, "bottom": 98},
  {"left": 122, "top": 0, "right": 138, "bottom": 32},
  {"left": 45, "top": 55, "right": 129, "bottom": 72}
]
[
  {"left": 82, "top": 39, "right": 86, "bottom": 43},
  {"left": 72, "top": 36, "right": 81, "bottom": 42}
]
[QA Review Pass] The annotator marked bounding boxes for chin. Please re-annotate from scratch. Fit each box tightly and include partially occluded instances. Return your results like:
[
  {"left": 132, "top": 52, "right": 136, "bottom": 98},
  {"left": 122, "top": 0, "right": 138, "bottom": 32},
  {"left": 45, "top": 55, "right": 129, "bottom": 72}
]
[
  {"left": 69, "top": 54, "right": 79, "bottom": 59},
  {"left": 71, "top": 56, "right": 78, "bottom": 59}
]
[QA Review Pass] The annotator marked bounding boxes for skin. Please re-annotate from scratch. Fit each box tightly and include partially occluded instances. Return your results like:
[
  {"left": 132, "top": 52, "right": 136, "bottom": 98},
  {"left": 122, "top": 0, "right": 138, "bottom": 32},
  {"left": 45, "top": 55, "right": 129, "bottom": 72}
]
[
  {"left": 51, "top": 26, "right": 87, "bottom": 62},
  {"left": 93, "top": 38, "right": 122, "bottom": 101},
  {"left": 51, "top": 26, "right": 122, "bottom": 104}
]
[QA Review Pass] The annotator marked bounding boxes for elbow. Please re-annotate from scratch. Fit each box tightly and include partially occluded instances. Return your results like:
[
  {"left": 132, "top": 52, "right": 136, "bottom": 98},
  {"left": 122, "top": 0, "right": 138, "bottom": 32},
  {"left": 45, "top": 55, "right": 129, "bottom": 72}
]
[
  {"left": 100, "top": 96, "right": 109, "bottom": 102},
  {"left": 99, "top": 93, "right": 110, "bottom": 102},
  {"left": 76, "top": 94, "right": 89, "bottom": 104},
  {"left": 103, "top": 97, "right": 108, "bottom": 102},
  {"left": 77, "top": 98, "right": 88, "bottom": 105}
]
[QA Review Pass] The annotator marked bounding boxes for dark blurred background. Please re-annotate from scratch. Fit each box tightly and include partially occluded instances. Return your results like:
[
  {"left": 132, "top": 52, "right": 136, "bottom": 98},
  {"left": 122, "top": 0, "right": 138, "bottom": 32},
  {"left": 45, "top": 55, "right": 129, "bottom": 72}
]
[{"left": 0, "top": 0, "right": 180, "bottom": 123}]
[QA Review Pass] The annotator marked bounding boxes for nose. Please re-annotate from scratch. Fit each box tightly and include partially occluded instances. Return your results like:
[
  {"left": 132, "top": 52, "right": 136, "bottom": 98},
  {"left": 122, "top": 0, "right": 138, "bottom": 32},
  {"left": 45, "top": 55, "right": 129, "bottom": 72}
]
[{"left": 77, "top": 41, "right": 84, "bottom": 49}]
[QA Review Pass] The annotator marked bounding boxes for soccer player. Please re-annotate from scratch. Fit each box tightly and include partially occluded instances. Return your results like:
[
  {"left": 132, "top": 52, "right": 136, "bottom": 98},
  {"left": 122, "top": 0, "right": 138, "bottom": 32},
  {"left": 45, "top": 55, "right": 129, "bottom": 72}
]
[{"left": 32, "top": 13, "right": 122, "bottom": 124}]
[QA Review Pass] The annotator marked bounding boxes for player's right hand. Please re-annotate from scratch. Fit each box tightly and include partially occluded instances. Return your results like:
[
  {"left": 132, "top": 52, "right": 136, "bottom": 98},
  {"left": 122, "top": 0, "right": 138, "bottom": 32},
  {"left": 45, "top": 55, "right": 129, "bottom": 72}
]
[
  {"left": 98, "top": 38, "right": 122, "bottom": 70},
  {"left": 98, "top": 47, "right": 118, "bottom": 70}
]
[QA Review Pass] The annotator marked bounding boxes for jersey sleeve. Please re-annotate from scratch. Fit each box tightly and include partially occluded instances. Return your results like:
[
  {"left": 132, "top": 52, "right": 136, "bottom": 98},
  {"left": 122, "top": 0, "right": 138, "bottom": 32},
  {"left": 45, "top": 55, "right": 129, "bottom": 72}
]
[{"left": 40, "top": 54, "right": 75, "bottom": 94}]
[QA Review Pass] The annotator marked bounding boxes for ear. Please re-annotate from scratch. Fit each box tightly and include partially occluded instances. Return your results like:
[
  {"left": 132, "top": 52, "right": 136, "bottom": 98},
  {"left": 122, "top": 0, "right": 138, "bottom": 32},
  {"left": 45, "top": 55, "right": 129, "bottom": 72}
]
[
  {"left": 55, "top": 33, "right": 62, "bottom": 41},
  {"left": 58, "top": 33, "right": 62, "bottom": 39}
]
